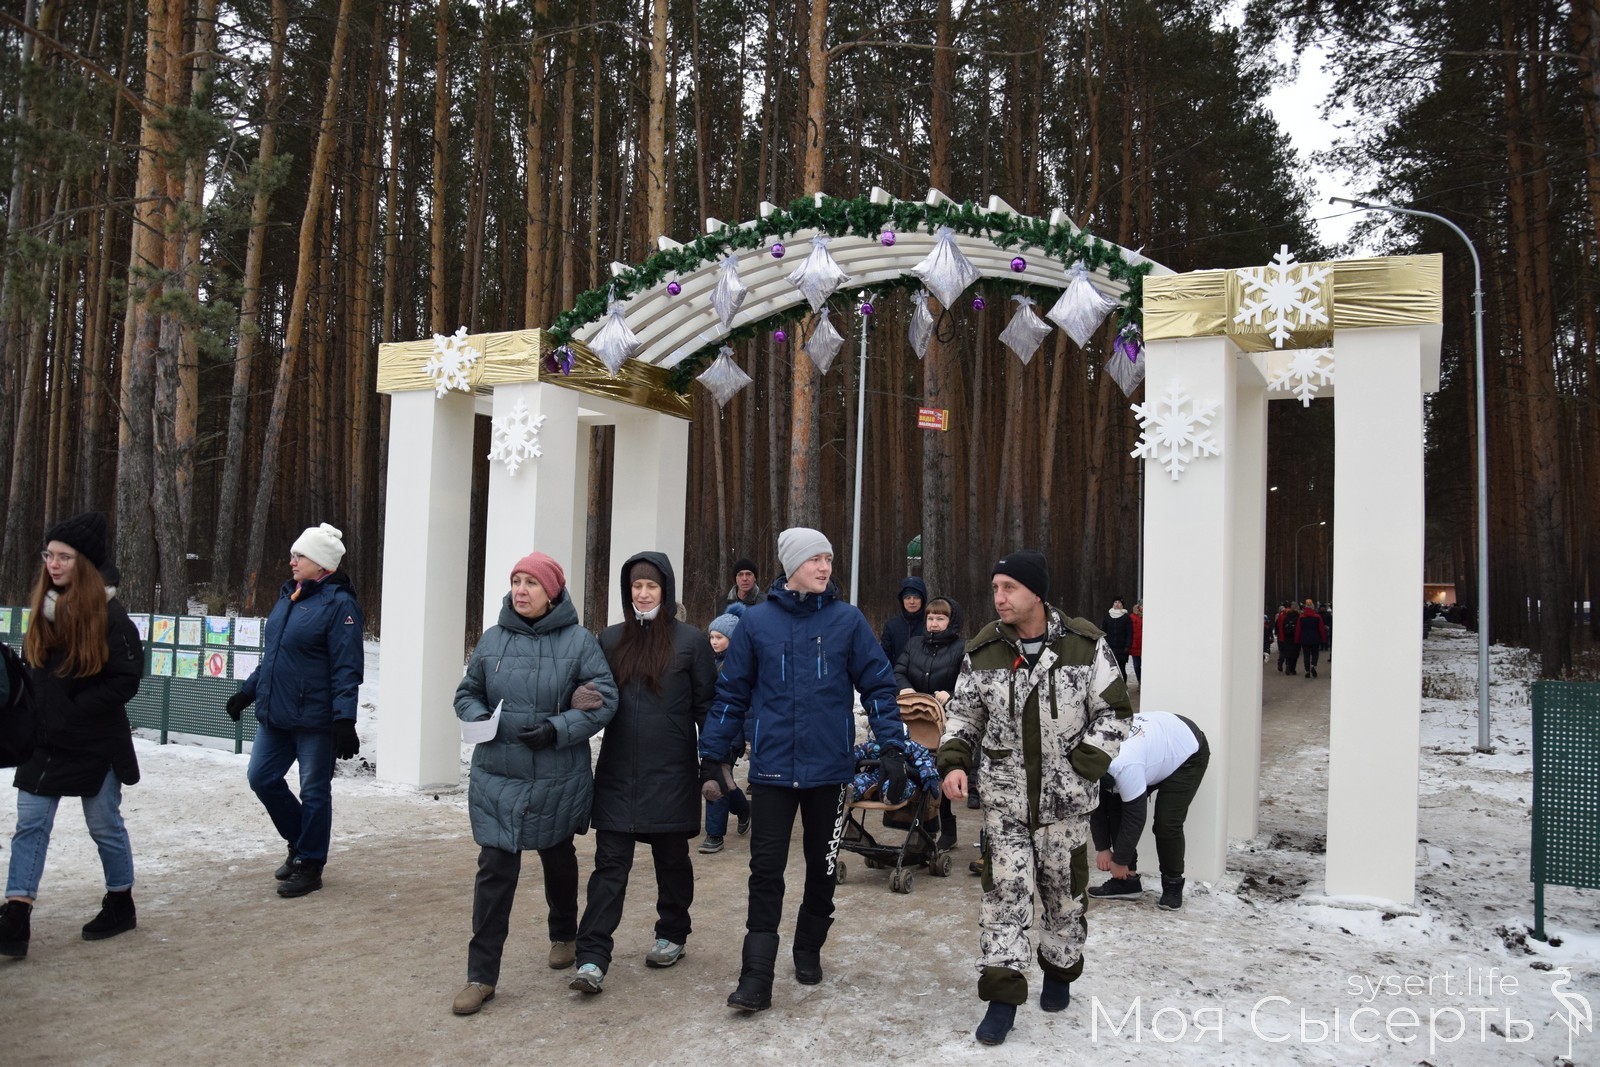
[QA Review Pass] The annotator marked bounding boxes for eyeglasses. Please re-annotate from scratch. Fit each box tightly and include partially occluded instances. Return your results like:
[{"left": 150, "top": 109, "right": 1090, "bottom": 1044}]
[
  {"left": 40, "top": 551, "right": 77, "bottom": 564},
  {"left": 289, "top": 552, "right": 304, "bottom": 562}
]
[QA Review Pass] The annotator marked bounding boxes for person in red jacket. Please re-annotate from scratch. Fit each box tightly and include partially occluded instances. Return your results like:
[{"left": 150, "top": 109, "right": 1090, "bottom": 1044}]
[
  {"left": 1129, "top": 601, "right": 1144, "bottom": 684},
  {"left": 1295, "top": 600, "right": 1327, "bottom": 679}
]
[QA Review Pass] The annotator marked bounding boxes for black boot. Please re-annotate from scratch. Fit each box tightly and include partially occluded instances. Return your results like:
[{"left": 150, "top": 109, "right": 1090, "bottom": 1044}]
[
  {"left": 1159, "top": 875, "right": 1185, "bottom": 911},
  {"left": 277, "top": 858, "right": 324, "bottom": 898},
  {"left": 82, "top": 889, "right": 137, "bottom": 941},
  {"left": 727, "top": 931, "right": 779, "bottom": 1011},
  {"left": 0, "top": 900, "right": 31, "bottom": 958},
  {"left": 975, "top": 1001, "right": 1017, "bottom": 1045},
  {"left": 274, "top": 845, "right": 299, "bottom": 881},
  {"left": 1040, "top": 973, "right": 1072, "bottom": 1012},
  {"left": 792, "top": 911, "right": 832, "bottom": 986}
]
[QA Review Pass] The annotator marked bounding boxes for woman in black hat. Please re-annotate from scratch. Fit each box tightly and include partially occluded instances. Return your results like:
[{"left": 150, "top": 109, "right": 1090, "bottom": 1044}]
[{"left": 0, "top": 512, "right": 144, "bottom": 959}]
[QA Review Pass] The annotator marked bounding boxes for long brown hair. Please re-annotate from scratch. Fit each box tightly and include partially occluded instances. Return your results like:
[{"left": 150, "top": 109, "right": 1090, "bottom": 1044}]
[
  {"left": 24, "top": 556, "right": 109, "bottom": 677},
  {"left": 608, "top": 613, "right": 677, "bottom": 696}
]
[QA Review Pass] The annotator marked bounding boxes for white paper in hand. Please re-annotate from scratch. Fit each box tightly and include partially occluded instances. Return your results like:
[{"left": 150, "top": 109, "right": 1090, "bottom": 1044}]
[{"left": 461, "top": 700, "right": 503, "bottom": 745}]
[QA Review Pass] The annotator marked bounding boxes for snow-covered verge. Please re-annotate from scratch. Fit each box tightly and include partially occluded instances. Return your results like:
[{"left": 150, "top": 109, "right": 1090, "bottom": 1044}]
[{"left": 2, "top": 626, "right": 1594, "bottom": 1065}]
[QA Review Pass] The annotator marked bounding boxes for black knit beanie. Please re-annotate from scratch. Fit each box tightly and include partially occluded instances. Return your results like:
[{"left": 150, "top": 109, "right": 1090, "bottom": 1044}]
[
  {"left": 992, "top": 549, "right": 1048, "bottom": 603},
  {"left": 44, "top": 512, "right": 109, "bottom": 570},
  {"left": 733, "top": 558, "right": 758, "bottom": 577}
]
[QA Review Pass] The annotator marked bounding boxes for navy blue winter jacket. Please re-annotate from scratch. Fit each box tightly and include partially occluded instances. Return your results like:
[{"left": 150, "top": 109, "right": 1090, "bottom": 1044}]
[
  {"left": 700, "top": 578, "right": 905, "bottom": 788},
  {"left": 242, "top": 570, "right": 364, "bottom": 731}
]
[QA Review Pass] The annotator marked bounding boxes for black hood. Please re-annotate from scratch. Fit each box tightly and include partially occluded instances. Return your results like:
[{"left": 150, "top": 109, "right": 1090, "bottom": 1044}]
[
  {"left": 620, "top": 550, "right": 677, "bottom": 621},
  {"left": 926, "top": 595, "right": 964, "bottom": 645},
  {"left": 897, "top": 576, "right": 928, "bottom": 618}
]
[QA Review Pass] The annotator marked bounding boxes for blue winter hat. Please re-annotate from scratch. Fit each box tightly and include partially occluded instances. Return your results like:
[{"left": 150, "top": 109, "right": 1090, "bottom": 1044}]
[{"left": 708, "top": 613, "right": 741, "bottom": 639}]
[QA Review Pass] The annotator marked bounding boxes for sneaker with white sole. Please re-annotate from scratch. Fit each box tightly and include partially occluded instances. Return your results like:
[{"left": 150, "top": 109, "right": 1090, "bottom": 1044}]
[
  {"left": 570, "top": 963, "right": 605, "bottom": 994},
  {"left": 645, "top": 938, "right": 685, "bottom": 968},
  {"left": 697, "top": 836, "right": 725, "bottom": 854},
  {"left": 736, "top": 815, "right": 751, "bottom": 836}
]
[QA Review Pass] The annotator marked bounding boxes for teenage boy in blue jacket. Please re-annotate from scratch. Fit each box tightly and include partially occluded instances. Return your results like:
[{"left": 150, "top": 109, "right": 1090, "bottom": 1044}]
[{"left": 699, "top": 527, "right": 906, "bottom": 1013}]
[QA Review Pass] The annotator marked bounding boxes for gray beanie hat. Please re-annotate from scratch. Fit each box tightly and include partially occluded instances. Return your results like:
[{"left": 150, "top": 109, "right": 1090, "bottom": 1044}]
[
  {"left": 708, "top": 613, "right": 741, "bottom": 639},
  {"left": 777, "top": 527, "right": 833, "bottom": 580}
]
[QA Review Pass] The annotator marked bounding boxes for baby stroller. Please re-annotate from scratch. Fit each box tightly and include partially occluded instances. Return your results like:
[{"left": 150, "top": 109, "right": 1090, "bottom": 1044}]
[{"left": 836, "top": 693, "right": 954, "bottom": 893}]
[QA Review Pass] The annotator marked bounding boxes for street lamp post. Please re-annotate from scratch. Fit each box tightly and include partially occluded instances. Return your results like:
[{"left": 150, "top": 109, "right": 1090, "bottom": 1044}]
[
  {"left": 1294, "top": 520, "right": 1326, "bottom": 604},
  {"left": 1328, "top": 197, "right": 1491, "bottom": 752}
]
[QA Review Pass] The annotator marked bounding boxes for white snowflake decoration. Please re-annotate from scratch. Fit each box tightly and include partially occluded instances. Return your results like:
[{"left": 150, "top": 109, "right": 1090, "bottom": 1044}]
[
  {"left": 486, "top": 398, "right": 545, "bottom": 475},
  {"left": 1131, "top": 378, "right": 1221, "bottom": 481},
  {"left": 1233, "top": 245, "right": 1331, "bottom": 347},
  {"left": 423, "top": 326, "right": 480, "bottom": 397},
  {"left": 1269, "top": 346, "right": 1336, "bottom": 406}
]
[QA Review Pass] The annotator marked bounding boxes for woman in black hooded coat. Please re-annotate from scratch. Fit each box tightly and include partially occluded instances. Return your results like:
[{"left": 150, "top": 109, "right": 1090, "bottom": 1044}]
[
  {"left": 570, "top": 551, "right": 716, "bottom": 993},
  {"left": 894, "top": 596, "right": 964, "bottom": 850}
]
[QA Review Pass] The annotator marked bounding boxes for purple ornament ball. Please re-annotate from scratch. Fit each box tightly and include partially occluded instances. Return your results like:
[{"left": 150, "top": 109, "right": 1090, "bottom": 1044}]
[
  {"left": 1010, "top": 256, "right": 1027, "bottom": 272},
  {"left": 880, "top": 230, "right": 897, "bottom": 247},
  {"left": 972, "top": 296, "right": 987, "bottom": 312},
  {"left": 666, "top": 281, "right": 682, "bottom": 296},
  {"left": 771, "top": 242, "right": 786, "bottom": 259},
  {"left": 773, "top": 328, "right": 788, "bottom": 343},
  {"left": 860, "top": 301, "right": 875, "bottom": 316}
]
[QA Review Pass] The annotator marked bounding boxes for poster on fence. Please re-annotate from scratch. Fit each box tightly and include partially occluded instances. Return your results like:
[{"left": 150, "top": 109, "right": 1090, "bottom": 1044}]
[
  {"left": 150, "top": 649, "right": 173, "bottom": 677},
  {"left": 0, "top": 608, "right": 10, "bottom": 633},
  {"left": 177, "top": 617, "right": 203, "bottom": 646},
  {"left": 204, "top": 617, "right": 231, "bottom": 646},
  {"left": 175, "top": 650, "right": 201, "bottom": 679},
  {"left": 127, "top": 613, "right": 150, "bottom": 641},
  {"left": 233, "top": 618, "right": 262, "bottom": 647},
  {"left": 233, "top": 651, "right": 259, "bottom": 680},
  {"left": 19, "top": 609, "right": 29, "bottom": 633},
  {"left": 151, "top": 616, "right": 175, "bottom": 645},
  {"left": 205, "top": 651, "right": 228, "bottom": 678}
]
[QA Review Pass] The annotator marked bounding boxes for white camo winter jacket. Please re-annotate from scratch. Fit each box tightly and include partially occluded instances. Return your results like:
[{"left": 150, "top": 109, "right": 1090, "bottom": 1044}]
[{"left": 939, "top": 606, "right": 1132, "bottom": 828}]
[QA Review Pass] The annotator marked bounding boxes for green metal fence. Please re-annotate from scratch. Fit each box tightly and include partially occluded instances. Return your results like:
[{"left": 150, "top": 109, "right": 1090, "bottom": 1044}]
[
  {"left": 1530, "top": 680, "right": 1600, "bottom": 940},
  {"left": 0, "top": 606, "right": 260, "bottom": 754}
]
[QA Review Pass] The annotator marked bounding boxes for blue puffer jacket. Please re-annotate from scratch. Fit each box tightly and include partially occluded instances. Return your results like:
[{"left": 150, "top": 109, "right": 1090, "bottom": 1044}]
[
  {"left": 242, "top": 571, "right": 364, "bottom": 731},
  {"left": 700, "top": 578, "right": 905, "bottom": 789}
]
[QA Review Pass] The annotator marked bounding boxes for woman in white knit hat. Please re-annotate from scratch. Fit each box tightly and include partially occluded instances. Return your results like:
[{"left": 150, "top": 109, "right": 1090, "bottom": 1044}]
[{"left": 226, "top": 522, "right": 364, "bottom": 898}]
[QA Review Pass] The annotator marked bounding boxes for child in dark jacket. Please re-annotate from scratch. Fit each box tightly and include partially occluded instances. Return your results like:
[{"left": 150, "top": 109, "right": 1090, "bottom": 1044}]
[
  {"left": 895, "top": 597, "right": 964, "bottom": 849},
  {"left": 699, "top": 613, "right": 750, "bottom": 854}
]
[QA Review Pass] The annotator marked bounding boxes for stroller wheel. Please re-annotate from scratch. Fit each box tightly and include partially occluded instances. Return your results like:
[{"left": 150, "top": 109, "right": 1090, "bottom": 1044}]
[
  {"left": 890, "top": 868, "right": 914, "bottom": 894},
  {"left": 834, "top": 861, "right": 847, "bottom": 885},
  {"left": 928, "top": 852, "right": 953, "bottom": 878}
]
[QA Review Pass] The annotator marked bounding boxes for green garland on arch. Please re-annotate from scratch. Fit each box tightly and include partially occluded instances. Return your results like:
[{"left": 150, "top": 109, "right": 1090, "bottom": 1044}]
[{"left": 548, "top": 193, "right": 1154, "bottom": 393}]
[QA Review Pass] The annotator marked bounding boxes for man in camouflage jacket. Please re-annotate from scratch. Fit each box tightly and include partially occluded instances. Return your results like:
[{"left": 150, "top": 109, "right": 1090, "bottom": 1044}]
[{"left": 938, "top": 550, "right": 1132, "bottom": 1046}]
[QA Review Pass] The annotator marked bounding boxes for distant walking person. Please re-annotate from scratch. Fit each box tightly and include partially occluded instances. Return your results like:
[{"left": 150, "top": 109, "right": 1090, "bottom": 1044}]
[
  {"left": 1295, "top": 599, "right": 1327, "bottom": 679},
  {"left": 1275, "top": 601, "right": 1300, "bottom": 675},
  {"left": 228, "top": 523, "right": 365, "bottom": 898},
  {"left": 1129, "top": 601, "right": 1144, "bottom": 684},
  {"left": 1, "top": 513, "right": 143, "bottom": 959},
  {"left": 452, "top": 552, "right": 617, "bottom": 1015},
  {"left": 1101, "top": 597, "right": 1133, "bottom": 677}
]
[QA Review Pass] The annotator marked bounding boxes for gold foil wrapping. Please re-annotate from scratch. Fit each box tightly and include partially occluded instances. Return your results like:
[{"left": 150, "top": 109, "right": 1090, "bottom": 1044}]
[
  {"left": 376, "top": 329, "right": 691, "bottom": 420},
  {"left": 1143, "top": 254, "right": 1443, "bottom": 348}
]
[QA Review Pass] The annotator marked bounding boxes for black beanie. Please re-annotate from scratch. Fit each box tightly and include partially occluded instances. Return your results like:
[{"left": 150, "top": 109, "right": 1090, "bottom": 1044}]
[
  {"left": 629, "top": 559, "right": 667, "bottom": 587},
  {"left": 733, "top": 558, "right": 757, "bottom": 576},
  {"left": 993, "top": 550, "right": 1048, "bottom": 603},
  {"left": 44, "top": 512, "right": 109, "bottom": 570}
]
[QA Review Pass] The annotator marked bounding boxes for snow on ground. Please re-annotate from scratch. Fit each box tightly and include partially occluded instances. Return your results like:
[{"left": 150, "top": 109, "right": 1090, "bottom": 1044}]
[{"left": 4, "top": 626, "right": 1597, "bottom": 1065}]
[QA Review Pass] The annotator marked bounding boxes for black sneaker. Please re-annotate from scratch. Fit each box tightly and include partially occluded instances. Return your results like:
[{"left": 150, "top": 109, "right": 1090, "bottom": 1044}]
[
  {"left": 82, "top": 890, "right": 137, "bottom": 941},
  {"left": 1088, "top": 875, "right": 1144, "bottom": 899},
  {"left": 277, "top": 859, "right": 324, "bottom": 898},
  {"left": 736, "top": 814, "right": 751, "bottom": 836},
  {"left": 1159, "top": 876, "right": 1185, "bottom": 910}
]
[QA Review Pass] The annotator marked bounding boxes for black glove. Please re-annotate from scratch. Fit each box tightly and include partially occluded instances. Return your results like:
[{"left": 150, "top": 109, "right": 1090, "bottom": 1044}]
[
  {"left": 519, "top": 720, "right": 557, "bottom": 751},
  {"left": 333, "top": 718, "right": 360, "bottom": 760},
  {"left": 225, "top": 691, "right": 252, "bottom": 722},
  {"left": 699, "top": 757, "right": 727, "bottom": 801},
  {"left": 880, "top": 746, "right": 908, "bottom": 803}
]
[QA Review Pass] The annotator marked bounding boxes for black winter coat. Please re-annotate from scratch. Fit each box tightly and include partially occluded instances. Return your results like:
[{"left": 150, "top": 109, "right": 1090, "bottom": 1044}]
[
  {"left": 1101, "top": 609, "right": 1133, "bottom": 654},
  {"left": 592, "top": 552, "right": 717, "bottom": 835},
  {"left": 15, "top": 598, "right": 142, "bottom": 797},
  {"left": 894, "top": 596, "right": 966, "bottom": 695},
  {"left": 879, "top": 576, "right": 928, "bottom": 665}
]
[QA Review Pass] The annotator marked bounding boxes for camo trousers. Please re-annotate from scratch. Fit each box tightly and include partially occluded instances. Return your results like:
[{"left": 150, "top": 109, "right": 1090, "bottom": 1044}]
[{"left": 976, "top": 811, "right": 1090, "bottom": 1004}]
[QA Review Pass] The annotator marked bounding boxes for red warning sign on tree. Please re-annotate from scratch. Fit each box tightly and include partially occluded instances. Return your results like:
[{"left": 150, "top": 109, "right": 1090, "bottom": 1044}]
[{"left": 917, "top": 407, "right": 949, "bottom": 431}]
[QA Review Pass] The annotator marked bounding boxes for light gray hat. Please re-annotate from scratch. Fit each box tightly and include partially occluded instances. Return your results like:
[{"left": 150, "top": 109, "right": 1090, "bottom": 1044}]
[{"left": 777, "top": 527, "right": 832, "bottom": 580}]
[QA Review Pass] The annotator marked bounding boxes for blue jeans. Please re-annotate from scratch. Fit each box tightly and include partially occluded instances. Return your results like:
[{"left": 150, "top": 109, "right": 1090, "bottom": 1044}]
[
  {"left": 704, "top": 787, "right": 750, "bottom": 837},
  {"left": 7, "top": 771, "right": 135, "bottom": 899},
  {"left": 247, "top": 722, "right": 336, "bottom": 862}
]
